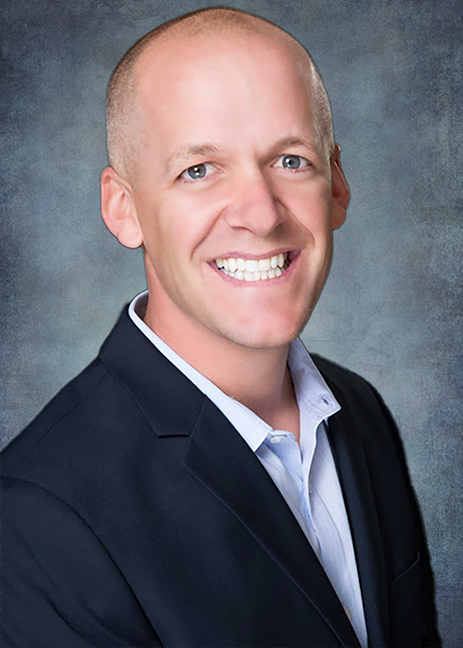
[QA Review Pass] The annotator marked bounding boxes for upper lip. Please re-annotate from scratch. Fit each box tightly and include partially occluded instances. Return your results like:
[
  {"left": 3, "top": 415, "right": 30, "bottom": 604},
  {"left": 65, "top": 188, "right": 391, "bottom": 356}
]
[{"left": 210, "top": 248, "right": 298, "bottom": 261}]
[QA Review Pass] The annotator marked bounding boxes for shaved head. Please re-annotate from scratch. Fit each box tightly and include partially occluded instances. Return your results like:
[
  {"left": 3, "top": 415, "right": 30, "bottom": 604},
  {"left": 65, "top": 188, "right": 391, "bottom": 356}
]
[{"left": 106, "top": 7, "right": 334, "bottom": 182}]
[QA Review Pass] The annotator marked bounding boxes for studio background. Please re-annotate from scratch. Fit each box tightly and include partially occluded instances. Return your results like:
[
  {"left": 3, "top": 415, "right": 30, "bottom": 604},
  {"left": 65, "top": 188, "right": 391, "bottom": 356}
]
[{"left": 1, "top": 0, "right": 462, "bottom": 644}]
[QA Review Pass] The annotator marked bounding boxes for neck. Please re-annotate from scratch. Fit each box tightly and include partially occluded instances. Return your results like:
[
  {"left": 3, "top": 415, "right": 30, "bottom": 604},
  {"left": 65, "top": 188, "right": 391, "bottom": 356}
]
[{"left": 143, "top": 295, "right": 300, "bottom": 440}]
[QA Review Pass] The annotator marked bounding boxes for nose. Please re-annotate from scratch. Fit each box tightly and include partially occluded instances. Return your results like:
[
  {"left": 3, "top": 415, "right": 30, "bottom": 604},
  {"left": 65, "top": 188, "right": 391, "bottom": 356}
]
[{"left": 223, "top": 171, "right": 286, "bottom": 237}]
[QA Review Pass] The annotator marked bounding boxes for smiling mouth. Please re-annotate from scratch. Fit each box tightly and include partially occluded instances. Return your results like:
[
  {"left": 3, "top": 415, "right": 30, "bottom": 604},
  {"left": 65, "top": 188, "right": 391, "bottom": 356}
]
[{"left": 214, "top": 252, "right": 292, "bottom": 282}]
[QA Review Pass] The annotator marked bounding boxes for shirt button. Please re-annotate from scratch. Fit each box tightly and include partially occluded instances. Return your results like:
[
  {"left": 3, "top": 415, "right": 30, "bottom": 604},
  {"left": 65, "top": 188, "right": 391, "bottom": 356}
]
[
  {"left": 343, "top": 605, "right": 352, "bottom": 620},
  {"left": 270, "top": 435, "right": 287, "bottom": 444}
]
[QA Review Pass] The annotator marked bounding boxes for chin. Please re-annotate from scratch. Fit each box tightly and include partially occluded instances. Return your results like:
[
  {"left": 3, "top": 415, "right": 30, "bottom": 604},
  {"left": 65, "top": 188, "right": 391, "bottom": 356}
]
[{"left": 218, "top": 313, "right": 309, "bottom": 351}]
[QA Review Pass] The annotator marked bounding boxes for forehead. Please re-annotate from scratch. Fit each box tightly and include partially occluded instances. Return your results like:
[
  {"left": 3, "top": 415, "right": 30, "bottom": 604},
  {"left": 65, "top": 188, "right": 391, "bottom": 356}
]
[{"left": 134, "top": 30, "right": 318, "bottom": 158}]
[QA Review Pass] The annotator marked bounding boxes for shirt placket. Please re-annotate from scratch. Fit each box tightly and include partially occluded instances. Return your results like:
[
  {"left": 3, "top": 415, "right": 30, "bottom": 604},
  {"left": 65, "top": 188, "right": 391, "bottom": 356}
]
[{"left": 264, "top": 431, "right": 322, "bottom": 560}]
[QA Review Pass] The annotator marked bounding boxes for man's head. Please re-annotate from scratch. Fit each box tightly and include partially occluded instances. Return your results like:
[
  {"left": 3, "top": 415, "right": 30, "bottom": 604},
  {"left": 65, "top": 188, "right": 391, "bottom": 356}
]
[{"left": 101, "top": 7, "right": 349, "bottom": 352}]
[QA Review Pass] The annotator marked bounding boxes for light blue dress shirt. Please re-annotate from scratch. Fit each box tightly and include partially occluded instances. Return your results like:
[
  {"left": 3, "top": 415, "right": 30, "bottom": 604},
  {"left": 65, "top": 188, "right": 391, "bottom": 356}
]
[{"left": 129, "top": 291, "right": 367, "bottom": 647}]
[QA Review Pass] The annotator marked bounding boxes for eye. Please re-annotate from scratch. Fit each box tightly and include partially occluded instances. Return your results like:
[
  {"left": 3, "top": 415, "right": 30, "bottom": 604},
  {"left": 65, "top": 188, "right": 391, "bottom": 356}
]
[
  {"left": 179, "top": 162, "right": 215, "bottom": 181},
  {"left": 274, "top": 154, "right": 311, "bottom": 171}
]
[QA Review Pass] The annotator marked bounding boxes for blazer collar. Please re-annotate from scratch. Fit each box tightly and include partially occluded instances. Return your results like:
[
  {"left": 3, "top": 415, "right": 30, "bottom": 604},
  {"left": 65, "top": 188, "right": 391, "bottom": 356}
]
[{"left": 99, "top": 306, "right": 204, "bottom": 437}]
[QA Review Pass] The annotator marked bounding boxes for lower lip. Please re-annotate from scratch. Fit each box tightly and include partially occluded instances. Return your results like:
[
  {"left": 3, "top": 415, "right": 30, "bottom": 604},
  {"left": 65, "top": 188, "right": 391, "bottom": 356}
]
[{"left": 209, "top": 252, "right": 300, "bottom": 286}]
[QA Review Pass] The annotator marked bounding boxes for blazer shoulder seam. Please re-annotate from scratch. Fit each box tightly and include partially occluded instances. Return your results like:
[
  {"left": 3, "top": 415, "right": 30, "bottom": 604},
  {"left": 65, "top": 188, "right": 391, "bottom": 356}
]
[{"left": 5, "top": 365, "right": 111, "bottom": 470}]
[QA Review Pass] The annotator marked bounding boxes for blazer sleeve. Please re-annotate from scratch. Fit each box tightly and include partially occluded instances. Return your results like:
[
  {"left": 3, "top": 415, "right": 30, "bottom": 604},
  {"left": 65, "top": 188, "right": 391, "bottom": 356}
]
[{"left": 1, "top": 476, "right": 163, "bottom": 648}]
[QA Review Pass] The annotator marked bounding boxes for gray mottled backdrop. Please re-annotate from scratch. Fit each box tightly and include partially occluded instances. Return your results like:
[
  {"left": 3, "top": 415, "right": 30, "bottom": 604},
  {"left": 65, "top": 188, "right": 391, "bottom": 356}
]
[{"left": 1, "top": 0, "right": 462, "bottom": 643}]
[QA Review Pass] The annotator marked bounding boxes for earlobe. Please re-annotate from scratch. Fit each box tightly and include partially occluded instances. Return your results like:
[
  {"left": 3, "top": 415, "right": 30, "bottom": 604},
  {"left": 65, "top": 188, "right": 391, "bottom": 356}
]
[
  {"left": 330, "top": 144, "right": 350, "bottom": 230},
  {"left": 100, "top": 167, "right": 144, "bottom": 248}
]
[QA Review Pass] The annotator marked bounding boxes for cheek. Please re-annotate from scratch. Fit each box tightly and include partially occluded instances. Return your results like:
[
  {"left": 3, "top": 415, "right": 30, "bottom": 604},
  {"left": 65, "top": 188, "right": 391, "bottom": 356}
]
[
  {"left": 290, "top": 203, "right": 332, "bottom": 242},
  {"left": 160, "top": 194, "right": 224, "bottom": 257},
  {"left": 281, "top": 179, "right": 332, "bottom": 224},
  {"left": 140, "top": 206, "right": 215, "bottom": 287}
]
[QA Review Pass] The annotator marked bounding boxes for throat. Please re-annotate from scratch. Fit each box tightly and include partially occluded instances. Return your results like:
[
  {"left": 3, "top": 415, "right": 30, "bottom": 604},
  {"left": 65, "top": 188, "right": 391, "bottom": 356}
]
[{"left": 235, "top": 365, "right": 300, "bottom": 443}]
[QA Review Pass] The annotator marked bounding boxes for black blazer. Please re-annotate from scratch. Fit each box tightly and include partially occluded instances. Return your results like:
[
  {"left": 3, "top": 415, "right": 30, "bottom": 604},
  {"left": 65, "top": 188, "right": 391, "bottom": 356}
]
[{"left": 1, "top": 307, "right": 440, "bottom": 647}]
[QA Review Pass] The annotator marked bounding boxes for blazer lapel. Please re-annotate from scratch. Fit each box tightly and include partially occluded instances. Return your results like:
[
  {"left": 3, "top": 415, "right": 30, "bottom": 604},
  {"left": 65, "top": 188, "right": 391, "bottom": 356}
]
[
  {"left": 326, "top": 386, "right": 390, "bottom": 647},
  {"left": 184, "top": 397, "right": 361, "bottom": 648}
]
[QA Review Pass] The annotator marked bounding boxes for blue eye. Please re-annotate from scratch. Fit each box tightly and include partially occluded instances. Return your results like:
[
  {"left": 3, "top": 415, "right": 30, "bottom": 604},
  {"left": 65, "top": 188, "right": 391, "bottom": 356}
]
[
  {"left": 186, "top": 164, "right": 207, "bottom": 179},
  {"left": 179, "top": 162, "right": 216, "bottom": 181},
  {"left": 282, "top": 155, "right": 301, "bottom": 169},
  {"left": 275, "top": 154, "right": 311, "bottom": 170}
]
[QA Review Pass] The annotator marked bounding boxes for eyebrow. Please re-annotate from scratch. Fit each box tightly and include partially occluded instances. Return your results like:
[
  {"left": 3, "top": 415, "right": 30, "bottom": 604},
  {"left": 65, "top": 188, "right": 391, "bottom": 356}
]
[
  {"left": 270, "top": 135, "right": 318, "bottom": 151},
  {"left": 164, "top": 136, "right": 319, "bottom": 176},
  {"left": 165, "top": 144, "right": 221, "bottom": 176}
]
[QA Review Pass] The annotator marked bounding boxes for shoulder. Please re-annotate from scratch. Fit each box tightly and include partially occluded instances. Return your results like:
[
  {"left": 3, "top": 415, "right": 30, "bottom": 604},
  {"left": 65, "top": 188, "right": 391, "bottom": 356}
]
[
  {"left": 3, "top": 357, "right": 108, "bottom": 463},
  {"left": 310, "top": 352, "right": 384, "bottom": 408},
  {"left": 310, "top": 352, "right": 367, "bottom": 386},
  {"left": 0, "top": 304, "right": 200, "bottom": 521},
  {"left": 2, "top": 354, "right": 143, "bottom": 470},
  {"left": 1, "top": 352, "right": 153, "bottom": 516},
  {"left": 309, "top": 352, "right": 404, "bottom": 457},
  {"left": 2, "top": 306, "right": 157, "bottom": 479}
]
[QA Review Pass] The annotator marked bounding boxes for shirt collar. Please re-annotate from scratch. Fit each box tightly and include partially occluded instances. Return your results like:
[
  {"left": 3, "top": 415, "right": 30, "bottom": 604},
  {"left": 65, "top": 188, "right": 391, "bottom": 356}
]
[{"left": 128, "top": 290, "right": 340, "bottom": 453}]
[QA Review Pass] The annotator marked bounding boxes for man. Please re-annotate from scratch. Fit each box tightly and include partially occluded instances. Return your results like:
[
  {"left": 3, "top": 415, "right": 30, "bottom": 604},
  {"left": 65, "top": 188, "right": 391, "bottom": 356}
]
[{"left": 1, "top": 7, "right": 439, "bottom": 647}]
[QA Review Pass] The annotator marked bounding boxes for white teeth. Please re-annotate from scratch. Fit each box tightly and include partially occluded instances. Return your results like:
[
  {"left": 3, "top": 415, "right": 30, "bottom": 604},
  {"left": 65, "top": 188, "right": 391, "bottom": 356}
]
[
  {"left": 228, "top": 258, "right": 238, "bottom": 272},
  {"left": 237, "top": 258, "right": 246, "bottom": 271},
  {"left": 214, "top": 252, "right": 291, "bottom": 282},
  {"left": 245, "top": 259, "right": 259, "bottom": 272}
]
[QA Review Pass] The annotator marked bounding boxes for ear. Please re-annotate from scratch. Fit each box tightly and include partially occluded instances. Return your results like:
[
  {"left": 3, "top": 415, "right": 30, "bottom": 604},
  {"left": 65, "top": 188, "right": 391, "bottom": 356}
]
[
  {"left": 100, "top": 167, "right": 143, "bottom": 248},
  {"left": 329, "top": 144, "right": 350, "bottom": 230}
]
